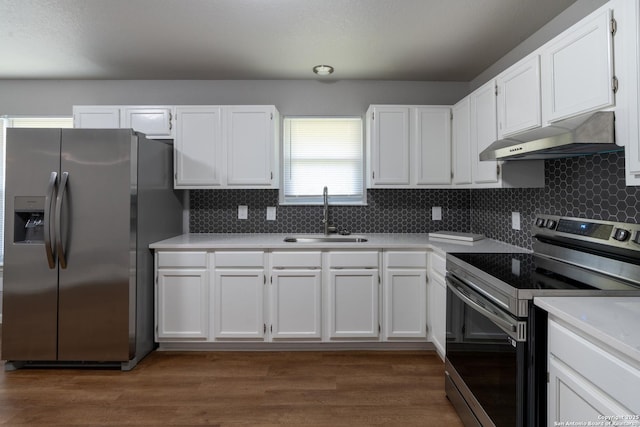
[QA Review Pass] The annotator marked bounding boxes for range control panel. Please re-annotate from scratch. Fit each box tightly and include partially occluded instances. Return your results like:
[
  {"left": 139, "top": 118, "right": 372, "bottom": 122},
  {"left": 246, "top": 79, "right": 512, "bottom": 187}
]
[{"left": 533, "top": 214, "right": 640, "bottom": 250}]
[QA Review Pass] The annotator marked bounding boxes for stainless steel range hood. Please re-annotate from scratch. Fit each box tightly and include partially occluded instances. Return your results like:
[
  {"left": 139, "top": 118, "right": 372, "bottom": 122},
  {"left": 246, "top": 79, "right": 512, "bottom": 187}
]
[{"left": 479, "top": 111, "right": 620, "bottom": 161}]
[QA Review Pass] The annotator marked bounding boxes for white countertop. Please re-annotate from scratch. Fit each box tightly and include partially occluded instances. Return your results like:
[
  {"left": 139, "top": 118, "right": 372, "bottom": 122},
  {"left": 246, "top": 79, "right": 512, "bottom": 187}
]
[
  {"left": 535, "top": 297, "right": 640, "bottom": 364},
  {"left": 149, "top": 233, "right": 528, "bottom": 254}
]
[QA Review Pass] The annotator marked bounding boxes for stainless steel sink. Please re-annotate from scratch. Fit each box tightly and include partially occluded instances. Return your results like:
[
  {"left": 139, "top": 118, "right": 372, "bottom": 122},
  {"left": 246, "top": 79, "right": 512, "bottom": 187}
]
[{"left": 283, "top": 235, "right": 368, "bottom": 243}]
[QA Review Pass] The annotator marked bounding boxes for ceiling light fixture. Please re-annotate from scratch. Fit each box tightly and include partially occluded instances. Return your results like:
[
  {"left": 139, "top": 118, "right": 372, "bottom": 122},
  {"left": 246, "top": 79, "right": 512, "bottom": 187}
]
[{"left": 313, "top": 65, "right": 334, "bottom": 76}]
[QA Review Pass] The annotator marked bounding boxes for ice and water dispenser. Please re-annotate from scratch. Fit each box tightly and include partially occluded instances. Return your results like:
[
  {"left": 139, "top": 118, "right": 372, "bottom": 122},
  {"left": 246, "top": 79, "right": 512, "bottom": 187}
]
[{"left": 14, "top": 196, "right": 46, "bottom": 243}]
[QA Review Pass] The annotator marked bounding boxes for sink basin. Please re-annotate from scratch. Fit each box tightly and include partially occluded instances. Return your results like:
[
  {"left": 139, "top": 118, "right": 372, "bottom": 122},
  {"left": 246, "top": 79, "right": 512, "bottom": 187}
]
[{"left": 284, "top": 235, "right": 368, "bottom": 243}]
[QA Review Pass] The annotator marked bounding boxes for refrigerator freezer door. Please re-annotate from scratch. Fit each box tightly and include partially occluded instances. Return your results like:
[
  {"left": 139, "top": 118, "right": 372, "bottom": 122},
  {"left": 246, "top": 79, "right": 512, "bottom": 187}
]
[
  {"left": 2, "top": 128, "right": 61, "bottom": 361},
  {"left": 56, "top": 129, "right": 135, "bottom": 361}
]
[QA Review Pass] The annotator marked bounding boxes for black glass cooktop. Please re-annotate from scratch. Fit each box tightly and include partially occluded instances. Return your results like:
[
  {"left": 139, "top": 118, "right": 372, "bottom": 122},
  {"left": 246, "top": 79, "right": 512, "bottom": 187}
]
[{"left": 449, "top": 252, "right": 599, "bottom": 291}]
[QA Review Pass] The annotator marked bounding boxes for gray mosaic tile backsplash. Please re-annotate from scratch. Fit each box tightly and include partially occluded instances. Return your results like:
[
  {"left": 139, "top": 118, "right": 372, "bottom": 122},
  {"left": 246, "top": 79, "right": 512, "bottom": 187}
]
[
  {"left": 190, "top": 189, "right": 471, "bottom": 234},
  {"left": 190, "top": 151, "right": 639, "bottom": 250},
  {"left": 471, "top": 151, "right": 640, "bottom": 249}
]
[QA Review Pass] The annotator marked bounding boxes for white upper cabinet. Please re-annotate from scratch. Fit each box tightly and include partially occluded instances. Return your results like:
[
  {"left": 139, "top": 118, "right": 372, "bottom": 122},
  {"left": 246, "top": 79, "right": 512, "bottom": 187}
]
[
  {"left": 451, "top": 96, "right": 472, "bottom": 186},
  {"left": 452, "top": 83, "right": 544, "bottom": 189},
  {"left": 226, "top": 106, "right": 278, "bottom": 187},
  {"left": 470, "top": 80, "right": 500, "bottom": 184},
  {"left": 74, "top": 105, "right": 174, "bottom": 138},
  {"left": 367, "top": 106, "right": 411, "bottom": 186},
  {"left": 122, "top": 106, "right": 174, "bottom": 139},
  {"left": 366, "top": 105, "right": 451, "bottom": 188},
  {"left": 497, "top": 55, "right": 542, "bottom": 138},
  {"left": 174, "top": 105, "right": 279, "bottom": 189},
  {"left": 413, "top": 107, "right": 452, "bottom": 185},
  {"left": 612, "top": 0, "right": 640, "bottom": 186},
  {"left": 541, "top": 7, "right": 615, "bottom": 123},
  {"left": 174, "top": 106, "right": 223, "bottom": 187},
  {"left": 73, "top": 106, "right": 121, "bottom": 128}
]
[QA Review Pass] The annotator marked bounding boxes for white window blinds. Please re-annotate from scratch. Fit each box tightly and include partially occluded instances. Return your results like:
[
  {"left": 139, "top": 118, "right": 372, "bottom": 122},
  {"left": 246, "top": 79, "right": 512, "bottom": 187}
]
[{"left": 282, "top": 117, "right": 364, "bottom": 204}]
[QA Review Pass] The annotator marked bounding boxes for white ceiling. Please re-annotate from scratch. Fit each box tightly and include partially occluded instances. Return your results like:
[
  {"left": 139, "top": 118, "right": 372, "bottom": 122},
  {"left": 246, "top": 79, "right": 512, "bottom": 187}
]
[{"left": 1, "top": 0, "right": 577, "bottom": 81}]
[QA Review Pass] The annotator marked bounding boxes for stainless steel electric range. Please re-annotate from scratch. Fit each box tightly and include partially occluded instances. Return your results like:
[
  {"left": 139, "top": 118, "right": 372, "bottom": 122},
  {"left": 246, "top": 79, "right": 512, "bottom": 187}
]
[{"left": 444, "top": 214, "right": 640, "bottom": 427}]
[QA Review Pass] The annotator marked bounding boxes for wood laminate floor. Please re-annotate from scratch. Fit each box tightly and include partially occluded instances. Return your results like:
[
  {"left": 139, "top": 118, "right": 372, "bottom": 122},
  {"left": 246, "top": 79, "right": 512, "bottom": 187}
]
[{"left": 0, "top": 349, "right": 464, "bottom": 426}]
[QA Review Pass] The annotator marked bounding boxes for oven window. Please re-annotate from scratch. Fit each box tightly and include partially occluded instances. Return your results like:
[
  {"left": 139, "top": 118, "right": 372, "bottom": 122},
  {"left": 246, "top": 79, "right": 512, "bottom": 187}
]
[{"left": 446, "top": 286, "right": 519, "bottom": 427}]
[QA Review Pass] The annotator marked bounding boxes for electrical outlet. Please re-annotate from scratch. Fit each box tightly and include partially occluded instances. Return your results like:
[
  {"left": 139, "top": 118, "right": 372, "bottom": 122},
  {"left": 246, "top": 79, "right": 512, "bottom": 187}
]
[
  {"left": 266, "top": 206, "right": 276, "bottom": 221},
  {"left": 432, "top": 206, "right": 442, "bottom": 221},
  {"left": 238, "top": 205, "right": 248, "bottom": 220},
  {"left": 512, "top": 212, "right": 521, "bottom": 230}
]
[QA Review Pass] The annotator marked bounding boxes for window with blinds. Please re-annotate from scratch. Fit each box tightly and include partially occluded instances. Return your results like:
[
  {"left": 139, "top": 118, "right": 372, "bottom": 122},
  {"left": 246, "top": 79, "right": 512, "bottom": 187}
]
[
  {"left": 281, "top": 117, "right": 364, "bottom": 205},
  {"left": 0, "top": 117, "right": 73, "bottom": 265}
]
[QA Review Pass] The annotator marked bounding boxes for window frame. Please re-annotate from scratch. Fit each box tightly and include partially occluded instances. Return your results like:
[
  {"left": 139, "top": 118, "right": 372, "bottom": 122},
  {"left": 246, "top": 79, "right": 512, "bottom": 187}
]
[{"left": 279, "top": 115, "right": 367, "bottom": 206}]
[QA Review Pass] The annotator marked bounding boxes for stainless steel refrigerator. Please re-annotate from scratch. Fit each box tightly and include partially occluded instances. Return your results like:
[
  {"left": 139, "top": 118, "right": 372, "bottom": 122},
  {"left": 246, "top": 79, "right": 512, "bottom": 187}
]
[{"left": 2, "top": 128, "right": 183, "bottom": 370}]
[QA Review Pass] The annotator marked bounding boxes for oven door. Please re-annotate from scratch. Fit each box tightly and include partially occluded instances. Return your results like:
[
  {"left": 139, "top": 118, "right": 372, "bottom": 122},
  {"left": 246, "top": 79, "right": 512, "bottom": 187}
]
[{"left": 445, "top": 272, "right": 528, "bottom": 427}]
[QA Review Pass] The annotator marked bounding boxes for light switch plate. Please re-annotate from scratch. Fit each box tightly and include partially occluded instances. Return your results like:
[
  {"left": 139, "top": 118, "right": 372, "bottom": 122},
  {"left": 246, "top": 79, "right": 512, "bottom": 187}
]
[
  {"left": 432, "top": 206, "right": 442, "bottom": 221},
  {"left": 266, "top": 206, "right": 276, "bottom": 221},
  {"left": 238, "top": 205, "right": 248, "bottom": 220},
  {"left": 512, "top": 212, "right": 521, "bottom": 230}
]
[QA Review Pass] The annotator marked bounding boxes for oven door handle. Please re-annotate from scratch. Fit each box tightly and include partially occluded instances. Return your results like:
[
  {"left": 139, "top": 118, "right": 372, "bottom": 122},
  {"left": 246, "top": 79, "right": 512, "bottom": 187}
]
[{"left": 447, "top": 274, "right": 525, "bottom": 342}]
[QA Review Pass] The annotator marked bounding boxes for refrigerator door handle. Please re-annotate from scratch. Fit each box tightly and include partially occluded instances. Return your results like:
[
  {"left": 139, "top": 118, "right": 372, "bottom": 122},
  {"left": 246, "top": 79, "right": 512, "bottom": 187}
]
[
  {"left": 55, "top": 171, "right": 69, "bottom": 269},
  {"left": 44, "top": 171, "right": 58, "bottom": 269}
]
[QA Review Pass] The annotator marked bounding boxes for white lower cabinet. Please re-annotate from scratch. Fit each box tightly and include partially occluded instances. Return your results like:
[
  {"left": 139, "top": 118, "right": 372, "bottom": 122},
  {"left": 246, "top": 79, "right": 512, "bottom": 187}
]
[
  {"left": 547, "top": 318, "right": 640, "bottom": 424},
  {"left": 155, "top": 251, "right": 209, "bottom": 340},
  {"left": 327, "top": 251, "right": 380, "bottom": 340},
  {"left": 157, "top": 269, "right": 208, "bottom": 339},
  {"left": 382, "top": 251, "right": 427, "bottom": 340},
  {"left": 428, "top": 275, "right": 446, "bottom": 357},
  {"left": 270, "top": 252, "right": 322, "bottom": 340},
  {"left": 328, "top": 269, "right": 379, "bottom": 339},
  {"left": 428, "top": 252, "right": 447, "bottom": 358},
  {"left": 155, "top": 248, "right": 449, "bottom": 347},
  {"left": 212, "top": 252, "right": 266, "bottom": 340}
]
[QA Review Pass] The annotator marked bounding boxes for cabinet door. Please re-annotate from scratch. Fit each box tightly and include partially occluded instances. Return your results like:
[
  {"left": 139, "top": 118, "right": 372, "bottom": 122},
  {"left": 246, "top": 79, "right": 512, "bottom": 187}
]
[
  {"left": 542, "top": 7, "right": 614, "bottom": 123},
  {"left": 470, "top": 81, "right": 500, "bottom": 184},
  {"left": 548, "top": 357, "right": 629, "bottom": 425},
  {"left": 226, "top": 106, "right": 276, "bottom": 187},
  {"left": 328, "top": 269, "right": 379, "bottom": 339},
  {"left": 174, "top": 106, "right": 223, "bottom": 187},
  {"left": 213, "top": 269, "right": 265, "bottom": 340},
  {"left": 497, "top": 55, "right": 542, "bottom": 137},
  {"left": 383, "top": 268, "right": 427, "bottom": 339},
  {"left": 369, "top": 106, "right": 410, "bottom": 186},
  {"left": 122, "top": 107, "right": 173, "bottom": 139},
  {"left": 270, "top": 269, "right": 322, "bottom": 339},
  {"left": 157, "top": 269, "right": 208, "bottom": 339},
  {"left": 428, "top": 274, "right": 446, "bottom": 358},
  {"left": 451, "top": 97, "right": 472, "bottom": 185},
  {"left": 414, "top": 107, "right": 451, "bottom": 185},
  {"left": 73, "top": 106, "right": 120, "bottom": 128}
]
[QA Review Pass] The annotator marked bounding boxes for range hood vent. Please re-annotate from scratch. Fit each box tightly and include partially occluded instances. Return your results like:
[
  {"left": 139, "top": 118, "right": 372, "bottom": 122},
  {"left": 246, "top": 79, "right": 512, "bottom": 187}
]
[{"left": 479, "top": 111, "right": 620, "bottom": 161}]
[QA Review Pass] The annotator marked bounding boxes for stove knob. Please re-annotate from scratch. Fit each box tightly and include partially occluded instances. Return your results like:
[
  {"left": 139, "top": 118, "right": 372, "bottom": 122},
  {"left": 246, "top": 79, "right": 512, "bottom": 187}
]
[
  {"left": 613, "top": 228, "right": 631, "bottom": 242},
  {"left": 535, "top": 218, "right": 546, "bottom": 228},
  {"left": 546, "top": 220, "right": 557, "bottom": 229}
]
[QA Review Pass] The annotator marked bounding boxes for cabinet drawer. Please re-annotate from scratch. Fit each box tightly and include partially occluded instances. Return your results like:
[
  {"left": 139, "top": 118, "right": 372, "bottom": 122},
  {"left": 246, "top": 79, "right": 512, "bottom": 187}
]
[
  {"left": 157, "top": 251, "right": 207, "bottom": 268},
  {"left": 215, "top": 251, "right": 264, "bottom": 267},
  {"left": 384, "top": 251, "right": 427, "bottom": 268},
  {"left": 271, "top": 251, "right": 322, "bottom": 268},
  {"left": 548, "top": 319, "right": 640, "bottom": 412},
  {"left": 329, "top": 251, "right": 378, "bottom": 268},
  {"left": 430, "top": 252, "right": 447, "bottom": 277}
]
